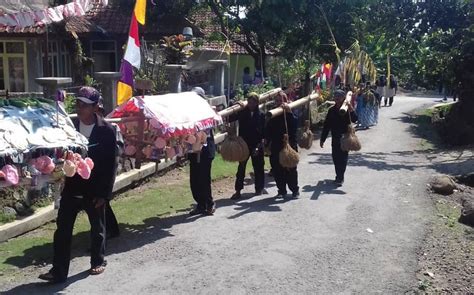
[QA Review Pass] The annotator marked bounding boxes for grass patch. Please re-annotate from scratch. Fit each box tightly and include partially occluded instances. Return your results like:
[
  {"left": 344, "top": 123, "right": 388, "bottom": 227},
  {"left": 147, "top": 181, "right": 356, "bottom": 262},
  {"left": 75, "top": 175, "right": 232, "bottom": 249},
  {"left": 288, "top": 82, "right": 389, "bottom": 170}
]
[
  {"left": 0, "top": 212, "right": 16, "bottom": 225},
  {"left": 435, "top": 199, "right": 463, "bottom": 232}
]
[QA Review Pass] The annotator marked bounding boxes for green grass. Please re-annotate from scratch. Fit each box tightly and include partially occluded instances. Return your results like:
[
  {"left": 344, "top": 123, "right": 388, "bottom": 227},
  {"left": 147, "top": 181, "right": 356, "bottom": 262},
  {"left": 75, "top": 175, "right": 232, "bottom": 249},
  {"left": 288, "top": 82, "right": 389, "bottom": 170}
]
[
  {"left": 0, "top": 212, "right": 16, "bottom": 225},
  {"left": 0, "top": 156, "right": 241, "bottom": 277}
]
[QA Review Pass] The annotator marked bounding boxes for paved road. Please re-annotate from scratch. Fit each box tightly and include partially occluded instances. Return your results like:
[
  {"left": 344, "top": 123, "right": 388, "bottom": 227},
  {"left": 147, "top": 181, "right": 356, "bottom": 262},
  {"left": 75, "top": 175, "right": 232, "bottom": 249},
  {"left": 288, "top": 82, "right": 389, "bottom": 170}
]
[{"left": 4, "top": 95, "right": 446, "bottom": 294}]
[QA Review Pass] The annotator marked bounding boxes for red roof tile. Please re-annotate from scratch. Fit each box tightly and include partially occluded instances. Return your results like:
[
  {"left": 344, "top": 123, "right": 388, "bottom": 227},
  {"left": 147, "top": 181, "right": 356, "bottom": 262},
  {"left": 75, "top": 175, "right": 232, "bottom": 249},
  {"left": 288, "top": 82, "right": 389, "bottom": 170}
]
[{"left": 190, "top": 9, "right": 249, "bottom": 55}]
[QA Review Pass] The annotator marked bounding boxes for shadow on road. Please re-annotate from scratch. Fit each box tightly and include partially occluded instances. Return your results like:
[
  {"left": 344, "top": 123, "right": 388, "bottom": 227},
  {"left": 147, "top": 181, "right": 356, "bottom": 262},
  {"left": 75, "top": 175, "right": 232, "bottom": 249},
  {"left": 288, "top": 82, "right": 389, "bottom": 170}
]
[
  {"left": 3, "top": 270, "right": 90, "bottom": 295},
  {"left": 227, "top": 194, "right": 293, "bottom": 219},
  {"left": 302, "top": 180, "right": 346, "bottom": 200}
]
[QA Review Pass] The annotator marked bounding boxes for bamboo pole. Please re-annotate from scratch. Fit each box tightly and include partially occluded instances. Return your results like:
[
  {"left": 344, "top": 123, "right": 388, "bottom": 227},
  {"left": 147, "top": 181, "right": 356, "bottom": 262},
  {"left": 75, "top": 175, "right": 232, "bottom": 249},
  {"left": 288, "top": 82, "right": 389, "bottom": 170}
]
[
  {"left": 338, "top": 91, "right": 353, "bottom": 115},
  {"left": 217, "top": 87, "right": 282, "bottom": 118},
  {"left": 266, "top": 93, "right": 319, "bottom": 118}
]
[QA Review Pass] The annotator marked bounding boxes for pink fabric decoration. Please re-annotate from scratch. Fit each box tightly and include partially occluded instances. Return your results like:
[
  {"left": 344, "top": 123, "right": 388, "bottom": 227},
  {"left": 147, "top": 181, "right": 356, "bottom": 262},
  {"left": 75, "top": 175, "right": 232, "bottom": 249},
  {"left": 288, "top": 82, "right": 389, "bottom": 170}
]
[
  {"left": 76, "top": 159, "right": 91, "bottom": 180},
  {"left": 185, "top": 134, "right": 196, "bottom": 144},
  {"left": 143, "top": 146, "right": 153, "bottom": 158},
  {"left": 0, "top": 170, "right": 5, "bottom": 179},
  {"left": 125, "top": 145, "right": 137, "bottom": 156},
  {"left": 2, "top": 165, "right": 19, "bottom": 186},
  {"left": 165, "top": 147, "right": 176, "bottom": 159},
  {"left": 33, "top": 156, "right": 55, "bottom": 175},
  {"left": 84, "top": 157, "right": 94, "bottom": 170},
  {"left": 154, "top": 137, "right": 166, "bottom": 149},
  {"left": 63, "top": 160, "right": 77, "bottom": 177}
]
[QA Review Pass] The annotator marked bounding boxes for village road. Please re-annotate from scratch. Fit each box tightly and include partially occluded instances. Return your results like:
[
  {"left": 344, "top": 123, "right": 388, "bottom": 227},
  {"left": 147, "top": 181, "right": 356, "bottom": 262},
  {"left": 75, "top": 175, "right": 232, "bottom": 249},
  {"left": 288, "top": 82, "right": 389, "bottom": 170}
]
[{"left": 3, "top": 95, "right": 446, "bottom": 294}]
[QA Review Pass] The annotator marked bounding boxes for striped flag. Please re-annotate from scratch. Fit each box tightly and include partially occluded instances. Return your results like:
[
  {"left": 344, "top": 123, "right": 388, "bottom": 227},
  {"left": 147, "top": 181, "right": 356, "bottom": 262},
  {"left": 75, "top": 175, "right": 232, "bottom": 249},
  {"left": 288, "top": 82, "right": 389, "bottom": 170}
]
[{"left": 117, "top": 0, "right": 147, "bottom": 105}]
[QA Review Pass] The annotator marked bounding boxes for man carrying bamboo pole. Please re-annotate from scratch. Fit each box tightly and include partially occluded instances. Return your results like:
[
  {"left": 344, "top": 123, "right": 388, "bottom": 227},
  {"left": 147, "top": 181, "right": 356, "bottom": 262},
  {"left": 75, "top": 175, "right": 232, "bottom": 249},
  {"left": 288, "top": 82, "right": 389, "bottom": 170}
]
[
  {"left": 229, "top": 92, "right": 266, "bottom": 200},
  {"left": 265, "top": 92, "right": 299, "bottom": 198},
  {"left": 320, "top": 90, "right": 357, "bottom": 186}
]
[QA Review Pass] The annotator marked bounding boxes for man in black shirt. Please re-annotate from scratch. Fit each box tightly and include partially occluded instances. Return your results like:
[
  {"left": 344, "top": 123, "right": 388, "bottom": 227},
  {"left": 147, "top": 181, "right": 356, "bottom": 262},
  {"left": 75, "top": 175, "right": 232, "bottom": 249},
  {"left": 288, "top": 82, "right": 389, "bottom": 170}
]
[
  {"left": 229, "top": 92, "right": 265, "bottom": 200},
  {"left": 265, "top": 92, "right": 299, "bottom": 198},
  {"left": 320, "top": 90, "right": 356, "bottom": 186},
  {"left": 188, "top": 87, "right": 217, "bottom": 216},
  {"left": 39, "top": 87, "right": 117, "bottom": 283}
]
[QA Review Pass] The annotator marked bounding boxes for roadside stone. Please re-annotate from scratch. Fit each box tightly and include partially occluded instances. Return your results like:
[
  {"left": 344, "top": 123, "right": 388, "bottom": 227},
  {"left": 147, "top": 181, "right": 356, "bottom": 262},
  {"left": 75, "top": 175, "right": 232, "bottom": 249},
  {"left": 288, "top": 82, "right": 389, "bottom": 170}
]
[
  {"left": 2, "top": 206, "right": 17, "bottom": 217},
  {"left": 430, "top": 175, "right": 457, "bottom": 195},
  {"left": 458, "top": 194, "right": 474, "bottom": 227},
  {"left": 14, "top": 202, "right": 28, "bottom": 216}
]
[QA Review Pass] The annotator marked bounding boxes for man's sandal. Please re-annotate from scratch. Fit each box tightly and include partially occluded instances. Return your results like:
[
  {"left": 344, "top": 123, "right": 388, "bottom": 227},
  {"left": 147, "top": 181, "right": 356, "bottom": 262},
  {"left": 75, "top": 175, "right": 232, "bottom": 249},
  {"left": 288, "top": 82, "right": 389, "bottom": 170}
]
[{"left": 90, "top": 265, "right": 106, "bottom": 275}]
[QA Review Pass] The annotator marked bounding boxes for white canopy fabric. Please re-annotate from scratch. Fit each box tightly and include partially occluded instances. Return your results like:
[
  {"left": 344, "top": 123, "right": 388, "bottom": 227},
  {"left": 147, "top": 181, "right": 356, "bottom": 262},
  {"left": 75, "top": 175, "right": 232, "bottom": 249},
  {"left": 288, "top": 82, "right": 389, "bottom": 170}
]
[
  {"left": 0, "top": 0, "right": 49, "bottom": 15},
  {"left": 0, "top": 0, "right": 108, "bottom": 28},
  {"left": 108, "top": 92, "right": 223, "bottom": 138}
]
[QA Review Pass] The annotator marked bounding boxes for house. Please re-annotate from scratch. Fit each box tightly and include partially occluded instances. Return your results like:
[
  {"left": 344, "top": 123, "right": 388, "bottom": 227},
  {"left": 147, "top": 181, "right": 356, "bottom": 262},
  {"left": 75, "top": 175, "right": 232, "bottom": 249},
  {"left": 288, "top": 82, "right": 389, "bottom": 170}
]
[
  {"left": 188, "top": 9, "right": 257, "bottom": 95},
  {"left": 0, "top": 0, "right": 198, "bottom": 93}
]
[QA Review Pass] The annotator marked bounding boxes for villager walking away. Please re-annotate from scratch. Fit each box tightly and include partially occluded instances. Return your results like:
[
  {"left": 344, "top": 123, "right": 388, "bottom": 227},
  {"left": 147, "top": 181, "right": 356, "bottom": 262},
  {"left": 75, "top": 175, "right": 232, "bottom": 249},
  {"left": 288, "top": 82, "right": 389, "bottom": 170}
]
[
  {"left": 320, "top": 90, "right": 357, "bottom": 186},
  {"left": 385, "top": 75, "right": 398, "bottom": 107},
  {"left": 376, "top": 75, "right": 386, "bottom": 107},
  {"left": 229, "top": 92, "right": 266, "bottom": 200},
  {"left": 265, "top": 92, "right": 299, "bottom": 198},
  {"left": 188, "top": 87, "right": 217, "bottom": 216},
  {"left": 39, "top": 86, "right": 117, "bottom": 283}
]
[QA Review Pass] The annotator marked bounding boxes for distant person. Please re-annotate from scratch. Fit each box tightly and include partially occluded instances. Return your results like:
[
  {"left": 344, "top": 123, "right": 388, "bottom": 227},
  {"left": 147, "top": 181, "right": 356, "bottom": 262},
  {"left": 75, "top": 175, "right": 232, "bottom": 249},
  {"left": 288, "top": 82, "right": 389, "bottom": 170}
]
[
  {"left": 265, "top": 92, "right": 299, "bottom": 198},
  {"left": 39, "top": 86, "right": 117, "bottom": 283},
  {"left": 188, "top": 87, "right": 216, "bottom": 216},
  {"left": 376, "top": 75, "right": 386, "bottom": 107},
  {"left": 229, "top": 92, "right": 265, "bottom": 200},
  {"left": 242, "top": 67, "right": 253, "bottom": 85},
  {"left": 254, "top": 70, "right": 263, "bottom": 84},
  {"left": 320, "top": 90, "right": 357, "bottom": 186},
  {"left": 385, "top": 75, "right": 397, "bottom": 106}
]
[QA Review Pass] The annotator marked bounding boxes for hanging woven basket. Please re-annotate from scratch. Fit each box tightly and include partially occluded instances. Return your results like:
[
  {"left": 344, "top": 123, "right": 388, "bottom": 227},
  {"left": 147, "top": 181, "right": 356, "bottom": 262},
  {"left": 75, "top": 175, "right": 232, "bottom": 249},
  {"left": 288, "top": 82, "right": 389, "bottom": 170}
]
[
  {"left": 220, "top": 133, "right": 250, "bottom": 162},
  {"left": 341, "top": 125, "right": 361, "bottom": 152},
  {"left": 298, "top": 120, "right": 314, "bottom": 150},
  {"left": 279, "top": 134, "right": 299, "bottom": 168}
]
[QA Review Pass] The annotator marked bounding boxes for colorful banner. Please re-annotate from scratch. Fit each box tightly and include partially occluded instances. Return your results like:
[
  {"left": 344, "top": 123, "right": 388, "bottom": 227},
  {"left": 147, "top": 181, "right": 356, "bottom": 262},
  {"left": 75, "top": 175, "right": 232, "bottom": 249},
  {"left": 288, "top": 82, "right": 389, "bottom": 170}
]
[{"left": 116, "top": 0, "right": 147, "bottom": 106}]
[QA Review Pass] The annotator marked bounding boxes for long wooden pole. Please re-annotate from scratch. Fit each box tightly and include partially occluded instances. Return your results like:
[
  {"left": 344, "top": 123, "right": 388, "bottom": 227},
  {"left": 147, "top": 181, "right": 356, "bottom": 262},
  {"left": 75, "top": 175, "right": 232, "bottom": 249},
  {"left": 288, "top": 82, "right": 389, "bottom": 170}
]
[
  {"left": 217, "top": 87, "right": 281, "bottom": 118},
  {"left": 266, "top": 93, "right": 319, "bottom": 118}
]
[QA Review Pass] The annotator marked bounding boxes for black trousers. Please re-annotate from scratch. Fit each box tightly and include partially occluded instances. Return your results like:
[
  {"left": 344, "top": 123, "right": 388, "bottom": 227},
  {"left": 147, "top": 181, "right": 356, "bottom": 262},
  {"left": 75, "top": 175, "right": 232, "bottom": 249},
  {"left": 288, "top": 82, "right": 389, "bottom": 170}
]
[
  {"left": 332, "top": 143, "right": 349, "bottom": 181},
  {"left": 384, "top": 96, "right": 394, "bottom": 106},
  {"left": 189, "top": 153, "right": 214, "bottom": 211},
  {"left": 51, "top": 196, "right": 106, "bottom": 281},
  {"left": 106, "top": 201, "right": 119, "bottom": 237},
  {"left": 269, "top": 153, "right": 299, "bottom": 195},
  {"left": 235, "top": 150, "right": 265, "bottom": 192}
]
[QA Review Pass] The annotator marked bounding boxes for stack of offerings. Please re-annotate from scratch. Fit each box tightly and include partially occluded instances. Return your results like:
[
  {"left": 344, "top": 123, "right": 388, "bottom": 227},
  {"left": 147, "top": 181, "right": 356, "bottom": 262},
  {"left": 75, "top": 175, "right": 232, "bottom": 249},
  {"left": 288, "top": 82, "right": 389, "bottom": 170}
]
[
  {"left": 0, "top": 97, "right": 91, "bottom": 189},
  {"left": 108, "top": 92, "right": 223, "bottom": 167}
]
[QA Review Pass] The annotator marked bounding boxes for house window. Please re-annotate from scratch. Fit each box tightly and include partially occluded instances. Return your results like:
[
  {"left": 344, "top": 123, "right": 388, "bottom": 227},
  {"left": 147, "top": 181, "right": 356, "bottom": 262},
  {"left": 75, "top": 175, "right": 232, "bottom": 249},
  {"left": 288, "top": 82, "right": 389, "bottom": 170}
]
[
  {"left": 44, "top": 41, "right": 71, "bottom": 77},
  {"left": 91, "top": 40, "right": 117, "bottom": 72},
  {"left": 0, "top": 41, "right": 27, "bottom": 92}
]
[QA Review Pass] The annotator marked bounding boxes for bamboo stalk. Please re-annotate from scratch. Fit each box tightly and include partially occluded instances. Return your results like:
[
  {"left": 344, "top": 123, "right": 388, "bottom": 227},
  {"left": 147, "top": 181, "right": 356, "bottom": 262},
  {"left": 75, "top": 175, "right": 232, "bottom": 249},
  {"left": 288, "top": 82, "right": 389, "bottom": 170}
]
[
  {"left": 266, "top": 93, "right": 319, "bottom": 118},
  {"left": 338, "top": 91, "right": 353, "bottom": 115},
  {"left": 217, "top": 87, "right": 282, "bottom": 118}
]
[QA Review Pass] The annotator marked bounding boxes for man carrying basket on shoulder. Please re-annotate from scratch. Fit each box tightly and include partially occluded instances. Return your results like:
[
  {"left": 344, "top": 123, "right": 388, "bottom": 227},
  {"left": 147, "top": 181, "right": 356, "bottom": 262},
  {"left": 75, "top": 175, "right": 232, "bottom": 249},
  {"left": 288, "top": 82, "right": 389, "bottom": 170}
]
[{"left": 320, "top": 90, "right": 358, "bottom": 186}]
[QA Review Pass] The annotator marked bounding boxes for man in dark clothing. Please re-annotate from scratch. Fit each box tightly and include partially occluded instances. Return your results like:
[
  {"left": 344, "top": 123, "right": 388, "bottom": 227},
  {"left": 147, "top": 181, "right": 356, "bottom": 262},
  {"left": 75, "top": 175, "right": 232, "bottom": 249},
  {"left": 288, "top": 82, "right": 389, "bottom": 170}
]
[
  {"left": 320, "top": 90, "right": 356, "bottom": 186},
  {"left": 188, "top": 87, "right": 216, "bottom": 216},
  {"left": 265, "top": 92, "right": 299, "bottom": 198},
  {"left": 229, "top": 92, "right": 266, "bottom": 200},
  {"left": 39, "top": 87, "right": 117, "bottom": 283}
]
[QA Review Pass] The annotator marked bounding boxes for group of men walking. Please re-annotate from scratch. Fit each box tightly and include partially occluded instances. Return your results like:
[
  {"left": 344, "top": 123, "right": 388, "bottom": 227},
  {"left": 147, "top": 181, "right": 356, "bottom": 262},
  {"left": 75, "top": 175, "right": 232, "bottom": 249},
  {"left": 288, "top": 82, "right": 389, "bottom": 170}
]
[{"left": 39, "top": 86, "right": 357, "bottom": 284}]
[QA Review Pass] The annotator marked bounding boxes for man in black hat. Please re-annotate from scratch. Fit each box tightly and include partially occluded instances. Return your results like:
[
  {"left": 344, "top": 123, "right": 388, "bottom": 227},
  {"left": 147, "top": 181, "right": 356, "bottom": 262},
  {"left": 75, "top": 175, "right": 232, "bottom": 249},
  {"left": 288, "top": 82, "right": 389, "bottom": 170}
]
[
  {"left": 320, "top": 89, "right": 356, "bottom": 186},
  {"left": 39, "top": 86, "right": 117, "bottom": 283},
  {"left": 229, "top": 92, "right": 266, "bottom": 200}
]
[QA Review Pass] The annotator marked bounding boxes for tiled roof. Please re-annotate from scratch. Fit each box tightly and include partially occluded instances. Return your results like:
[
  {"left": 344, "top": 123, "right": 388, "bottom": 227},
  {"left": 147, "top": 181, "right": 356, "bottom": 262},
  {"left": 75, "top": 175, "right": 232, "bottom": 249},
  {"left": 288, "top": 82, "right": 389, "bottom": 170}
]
[
  {"left": 190, "top": 9, "right": 249, "bottom": 55},
  {"left": 66, "top": 3, "right": 197, "bottom": 37},
  {"left": 0, "top": 1, "right": 194, "bottom": 38}
]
